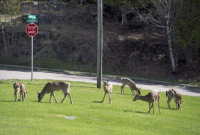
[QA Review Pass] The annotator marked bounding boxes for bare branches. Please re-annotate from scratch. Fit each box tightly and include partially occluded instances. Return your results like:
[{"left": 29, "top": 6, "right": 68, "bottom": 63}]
[
  {"left": 121, "top": 0, "right": 177, "bottom": 72},
  {"left": 132, "top": 7, "right": 165, "bottom": 28}
]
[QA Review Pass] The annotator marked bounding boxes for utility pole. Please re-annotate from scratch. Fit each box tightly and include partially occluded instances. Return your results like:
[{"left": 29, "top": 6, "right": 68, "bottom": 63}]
[{"left": 97, "top": 0, "right": 103, "bottom": 88}]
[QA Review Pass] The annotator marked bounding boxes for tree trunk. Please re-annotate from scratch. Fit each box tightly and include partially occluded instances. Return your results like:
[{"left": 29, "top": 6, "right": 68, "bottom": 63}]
[
  {"left": 166, "top": 0, "right": 176, "bottom": 73},
  {"left": 2, "top": 26, "right": 8, "bottom": 55},
  {"left": 167, "top": 27, "right": 176, "bottom": 73}
]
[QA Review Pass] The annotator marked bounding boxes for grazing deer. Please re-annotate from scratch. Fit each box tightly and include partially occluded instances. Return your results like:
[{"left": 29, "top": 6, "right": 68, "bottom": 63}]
[
  {"left": 121, "top": 77, "right": 140, "bottom": 95},
  {"left": 102, "top": 80, "right": 113, "bottom": 104},
  {"left": 120, "top": 6, "right": 132, "bottom": 26},
  {"left": 166, "top": 89, "right": 182, "bottom": 111},
  {"left": 133, "top": 90, "right": 161, "bottom": 114},
  {"left": 79, "top": 0, "right": 86, "bottom": 6},
  {"left": 37, "top": 81, "right": 72, "bottom": 104},
  {"left": 13, "top": 82, "right": 27, "bottom": 102}
]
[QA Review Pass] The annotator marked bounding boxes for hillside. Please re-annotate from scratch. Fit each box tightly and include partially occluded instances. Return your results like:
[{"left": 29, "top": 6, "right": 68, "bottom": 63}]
[{"left": 0, "top": 1, "right": 200, "bottom": 82}]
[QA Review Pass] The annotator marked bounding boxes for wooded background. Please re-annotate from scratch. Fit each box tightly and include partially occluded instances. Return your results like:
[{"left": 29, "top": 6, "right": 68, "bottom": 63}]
[{"left": 0, "top": 0, "right": 200, "bottom": 81}]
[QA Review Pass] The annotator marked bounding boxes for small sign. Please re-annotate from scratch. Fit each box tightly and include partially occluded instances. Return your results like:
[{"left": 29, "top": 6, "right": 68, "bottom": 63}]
[
  {"left": 28, "top": 15, "right": 37, "bottom": 19},
  {"left": 26, "top": 18, "right": 38, "bottom": 23},
  {"left": 26, "top": 23, "right": 38, "bottom": 37}
]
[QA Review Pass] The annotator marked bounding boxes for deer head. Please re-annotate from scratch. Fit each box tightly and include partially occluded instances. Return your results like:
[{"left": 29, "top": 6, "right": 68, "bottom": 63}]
[
  {"left": 102, "top": 80, "right": 110, "bottom": 86},
  {"left": 37, "top": 92, "right": 44, "bottom": 102},
  {"left": 13, "top": 82, "right": 20, "bottom": 90},
  {"left": 136, "top": 87, "right": 141, "bottom": 94},
  {"left": 133, "top": 89, "right": 141, "bottom": 101}
]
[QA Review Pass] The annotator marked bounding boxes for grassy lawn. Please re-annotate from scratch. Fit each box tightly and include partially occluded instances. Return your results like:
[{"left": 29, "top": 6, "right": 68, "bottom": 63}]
[{"left": 0, "top": 79, "right": 200, "bottom": 135}]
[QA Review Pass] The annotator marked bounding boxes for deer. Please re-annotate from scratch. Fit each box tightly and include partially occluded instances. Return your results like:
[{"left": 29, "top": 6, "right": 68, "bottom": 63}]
[
  {"left": 37, "top": 81, "right": 72, "bottom": 104},
  {"left": 79, "top": 0, "right": 86, "bottom": 6},
  {"left": 13, "top": 82, "right": 27, "bottom": 102},
  {"left": 102, "top": 80, "right": 113, "bottom": 104},
  {"left": 166, "top": 89, "right": 182, "bottom": 111},
  {"left": 133, "top": 89, "right": 161, "bottom": 114},
  {"left": 121, "top": 77, "right": 140, "bottom": 95},
  {"left": 120, "top": 6, "right": 132, "bottom": 26}
]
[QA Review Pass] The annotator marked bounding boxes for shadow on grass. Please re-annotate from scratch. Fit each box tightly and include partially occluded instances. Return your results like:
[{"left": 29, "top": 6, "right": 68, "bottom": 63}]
[
  {"left": 124, "top": 110, "right": 148, "bottom": 114},
  {"left": 115, "top": 93, "right": 134, "bottom": 96},
  {"left": 161, "top": 107, "right": 170, "bottom": 110},
  {"left": 135, "top": 111, "right": 148, "bottom": 114},
  {"left": 124, "top": 110, "right": 134, "bottom": 112},
  {"left": 79, "top": 86, "right": 96, "bottom": 89},
  {"left": 32, "top": 101, "right": 52, "bottom": 104},
  {"left": 0, "top": 100, "right": 16, "bottom": 102},
  {"left": 93, "top": 101, "right": 102, "bottom": 103},
  {"left": 168, "top": 108, "right": 180, "bottom": 111}
]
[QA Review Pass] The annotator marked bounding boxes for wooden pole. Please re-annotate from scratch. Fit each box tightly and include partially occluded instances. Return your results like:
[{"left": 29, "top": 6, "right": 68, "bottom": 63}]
[{"left": 97, "top": 0, "right": 103, "bottom": 88}]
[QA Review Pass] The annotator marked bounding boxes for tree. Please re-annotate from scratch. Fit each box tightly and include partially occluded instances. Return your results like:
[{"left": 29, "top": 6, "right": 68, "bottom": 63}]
[
  {"left": 2, "top": 0, "right": 20, "bottom": 24},
  {"left": 173, "top": 0, "right": 200, "bottom": 65},
  {"left": 129, "top": 0, "right": 178, "bottom": 73}
]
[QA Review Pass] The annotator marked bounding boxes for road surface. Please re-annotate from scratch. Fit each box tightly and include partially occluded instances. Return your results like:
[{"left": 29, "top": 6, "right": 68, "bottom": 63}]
[{"left": 0, "top": 69, "right": 199, "bottom": 97}]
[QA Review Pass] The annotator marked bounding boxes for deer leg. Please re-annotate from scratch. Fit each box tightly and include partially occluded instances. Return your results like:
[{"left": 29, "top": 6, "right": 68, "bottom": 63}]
[
  {"left": 22, "top": 92, "right": 24, "bottom": 101},
  {"left": 121, "top": 85, "right": 125, "bottom": 94},
  {"left": 131, "top": 88, "right": 134, "bottom": 95},
  {"left": 61, "top": 94, "right": 67, "bottom": 103},
  {"left": 67, "top": 93, "right": 73, "bottom": 104},
  {"left": 167, "top": 100, "right": 171, "bottom": 109},
  {"left": 131, "top": 89, "right": 135, "bottom": 95},
  {"left": 148, "top": 103, "right": 152, "bottom": 113},
  {"left": 158, "top": 100, "right": 161, "bottom": 114},
  {"left": 14, "top": 91, "right": 18, "bottom": 102},
  {"left": 174, "top": 99, "right": 176, "bottom": 109},
  {"left": 108, "top": 92, "right": 112, "bottom": 104},
  {"left": 52, "top": 92, "right": 57, "bottom": 103},
  {"left": 167, "top": 97, "right": 173, "bottom": 109},
  {"left": 18, "top": 91, "right": 22, "bottom": 101},
  {"left": 176, "top": 100, "right": 181, "bottom": 110},
  {"left": 102, "top": 93, "right": 106, "bottom": 102},
  {"left": 152, "top": 102, "right": 155, "bottom": 114},
  {"left": 49, "top": 92, "right": 57, "bottom": 103},
  {"left": 178, "top": 101, "right": 181, "bottom": 111},
  {"left": 18, "top": 92, "right": 22, "bottom": 101},
  {"left": 49, "top": 93, "right": 52, "bottom": 103}
]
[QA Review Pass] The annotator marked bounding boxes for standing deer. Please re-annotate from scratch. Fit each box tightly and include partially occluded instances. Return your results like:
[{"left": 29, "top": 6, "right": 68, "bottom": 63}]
[
  {"left": 166, "top": 89, "right": 182, "bottom": 111},
  {"left": 13, "top": 82, "right": 27, "bottom": 102},
  {"left": 102, "top": 80, "right": 113, "bottom": 104},
  {"left": 133, "top": 90, "right": 161, "bottom": 114},
  {"left": 121, "top": 77, "right": 140, "bottom": 95},
  {"left": 79, "top": 0, "right": 86, "bottom": 6},
  {"left": 37, "top": 81, "right": 72, "bottom": 104}
]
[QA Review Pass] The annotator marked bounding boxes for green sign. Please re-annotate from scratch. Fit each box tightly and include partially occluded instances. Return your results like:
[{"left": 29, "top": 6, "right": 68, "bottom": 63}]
[
  {"left": 28, "top": 15, "right": 37, "bottom": 19},
  {"left": 26, "top": 18, "right": 38, "bottom": 23}
]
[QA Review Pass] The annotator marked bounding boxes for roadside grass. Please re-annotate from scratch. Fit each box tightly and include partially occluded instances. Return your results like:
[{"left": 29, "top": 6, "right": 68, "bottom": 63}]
[{"left": 0, "top": 79, "right": 200, "bottom": 135}]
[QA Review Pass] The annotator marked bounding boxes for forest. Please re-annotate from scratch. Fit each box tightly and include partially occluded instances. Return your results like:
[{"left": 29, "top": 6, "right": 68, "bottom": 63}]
[{"left": 0, "top": 0, "right": 200, "bottom": 81}]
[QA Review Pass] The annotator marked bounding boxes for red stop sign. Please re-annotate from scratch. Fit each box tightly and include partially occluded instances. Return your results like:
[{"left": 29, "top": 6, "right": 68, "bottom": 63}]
[{"left": 26, "top": 23, "right": 38, "bottom": 37}]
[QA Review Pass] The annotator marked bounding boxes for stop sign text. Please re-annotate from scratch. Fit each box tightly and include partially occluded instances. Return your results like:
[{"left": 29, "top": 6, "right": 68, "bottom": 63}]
[{"left": 26, "top": 23, "right": 38, "bottom": 37}]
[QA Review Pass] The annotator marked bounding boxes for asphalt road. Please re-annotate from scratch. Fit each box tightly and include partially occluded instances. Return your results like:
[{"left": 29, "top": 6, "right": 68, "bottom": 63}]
[{"left": 0, "top": 69, "right": 200, "bottom": 97}]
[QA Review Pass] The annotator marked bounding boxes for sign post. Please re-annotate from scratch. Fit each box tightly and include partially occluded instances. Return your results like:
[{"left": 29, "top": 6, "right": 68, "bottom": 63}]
[
  {"left": 26, "top": 22, "right": 38, "bottom": 81},
  {"left": 97, "top": 0, "right": 103, "bottom": 88}
]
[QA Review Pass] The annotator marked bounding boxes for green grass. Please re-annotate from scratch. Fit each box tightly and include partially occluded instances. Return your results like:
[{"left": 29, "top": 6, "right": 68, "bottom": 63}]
[{"left": 0, "top": 79, "right": 200, "bottom": 135}]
